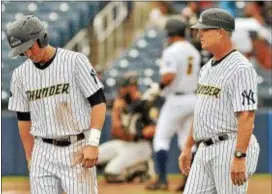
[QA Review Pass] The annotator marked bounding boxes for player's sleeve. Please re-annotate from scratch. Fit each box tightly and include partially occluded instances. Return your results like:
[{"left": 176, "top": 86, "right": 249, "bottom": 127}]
[
  {"left": 159, "top": 50, "right": 178, "bottom": 75},
  {"left": 8, "top": 71, "right": 30, "bottom": 112},
  {"left": 75, "top": 53, "right": 104, "bottom": 98},
  {"left": 230, "top": 66, "right": 258, "bottom": 112}
]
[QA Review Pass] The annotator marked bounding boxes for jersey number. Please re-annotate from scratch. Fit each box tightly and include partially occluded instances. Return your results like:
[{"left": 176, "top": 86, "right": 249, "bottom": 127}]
[
  {"left": 90, "top": 69, "right": 98, "bottom": 84},
  {"left": 186, "top": 56, "right": 194, "bottom": 75}
]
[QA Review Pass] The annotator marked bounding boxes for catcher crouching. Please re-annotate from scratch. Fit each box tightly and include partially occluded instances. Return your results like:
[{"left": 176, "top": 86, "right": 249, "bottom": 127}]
[{"left": 97, "top": 72, "right": 163, "bottom": 183}]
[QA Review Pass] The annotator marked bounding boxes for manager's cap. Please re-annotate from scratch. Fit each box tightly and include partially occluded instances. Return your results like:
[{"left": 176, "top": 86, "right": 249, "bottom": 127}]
[{"left": 191, "top": 8, "right": 235, "bottom": 32}]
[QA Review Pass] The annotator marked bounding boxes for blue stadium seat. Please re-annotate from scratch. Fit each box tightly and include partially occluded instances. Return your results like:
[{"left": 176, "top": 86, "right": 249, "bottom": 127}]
[
  {"left": 58, "top": 11, "right": 81, "bottom": 35},
  {"left": 2, "top": 14, "right": 16, "bottom": 25},
  {"left": 2, "top": 2, "right": 28, "bottom": 13},
  {"left": 38, "top": 13, "right": 71, "bottom": 46},
  {"left": 69, "top": 2, "right": 97, "bottom": 27},
  {"left": 36, "top": 2, "right": 61, "bottom": 12}
]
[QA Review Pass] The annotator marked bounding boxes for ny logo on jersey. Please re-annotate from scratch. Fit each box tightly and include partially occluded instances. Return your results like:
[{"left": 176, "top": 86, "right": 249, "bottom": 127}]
[{"left": 241, "top": 90, "right": 255, "bottom": 105}]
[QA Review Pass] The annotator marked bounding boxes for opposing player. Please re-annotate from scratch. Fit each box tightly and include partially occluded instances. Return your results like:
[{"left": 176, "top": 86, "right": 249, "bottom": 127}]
[
  {"left": 97, "top": 72, "right": 157, "bottom": 183},
  {"left": 179, "top": 8, "right": 260, "bottom": 194},
  {"left": 146, "top": 19, "right": 201, "bottom": 191},
  {"left": 7, "top": 15, "right": 107, "bottom": 194}
]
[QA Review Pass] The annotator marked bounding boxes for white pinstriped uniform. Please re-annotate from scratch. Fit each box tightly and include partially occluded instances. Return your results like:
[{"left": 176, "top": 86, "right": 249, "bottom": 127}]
[
  {"left": 153, "top": 40, "right": 201, "bottom": 152},
  {"left": 184, "top": 50, "right": 260, "bottom": 194},
  {"left": 8, "top": 48, "right": 103, "bottom": 194}
]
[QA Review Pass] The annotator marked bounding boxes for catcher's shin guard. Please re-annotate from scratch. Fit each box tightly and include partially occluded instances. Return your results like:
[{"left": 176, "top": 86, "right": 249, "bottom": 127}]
[
  {"left": 104, "top": 173, "right": 127, "bottom": 183},
  {"left": 125, "top": 161, "right": 151, "bottom": 182},
  {"left": 104, "top": 161, "right": 151, "bottom": 183}
]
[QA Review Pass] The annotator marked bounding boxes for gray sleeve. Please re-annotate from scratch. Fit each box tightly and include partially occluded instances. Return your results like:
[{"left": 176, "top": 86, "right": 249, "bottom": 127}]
[
  {"left": 75, "top": 53, "right": 103, "bottom": 98},
  {"left": 230, "top": 66, "right": 258, "bottom": 112}
]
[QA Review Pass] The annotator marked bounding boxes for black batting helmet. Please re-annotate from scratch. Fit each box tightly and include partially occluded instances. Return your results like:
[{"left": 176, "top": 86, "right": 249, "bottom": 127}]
[{"left": 165, "top": 19, "right": 186, "bottom": 37}]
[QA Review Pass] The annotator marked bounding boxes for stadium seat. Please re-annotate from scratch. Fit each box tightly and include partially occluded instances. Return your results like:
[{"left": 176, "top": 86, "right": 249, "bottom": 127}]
[{"left": 102, "top": 27, "right": 166, "bottom": 101}]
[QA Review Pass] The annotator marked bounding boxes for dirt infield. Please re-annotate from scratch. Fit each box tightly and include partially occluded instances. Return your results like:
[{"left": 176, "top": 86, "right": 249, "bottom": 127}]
[{"left": 2, "top": 175, "right": 271, "bottom": 194}]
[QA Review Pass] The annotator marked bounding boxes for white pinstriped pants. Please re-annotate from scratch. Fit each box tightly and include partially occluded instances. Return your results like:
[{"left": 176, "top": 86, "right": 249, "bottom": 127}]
[
  {"left": 30, "top": 138, "right": 97, "bottom": 194},
  {"left": 184, "top": 135, "right": 259, "bottom": 194}
]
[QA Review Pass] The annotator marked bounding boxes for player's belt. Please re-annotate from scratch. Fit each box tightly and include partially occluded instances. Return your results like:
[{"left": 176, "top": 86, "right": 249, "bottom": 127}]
[
  {"left": 174, "top": 92, "right": 185, "bottom": 95},
  {"left": 174, "top": 91, "right": 196, "bottom": 95},
  {"left": 201, "top": 134, "right": 229, "bottom": 147},
  {"left": 39, "top": 133, "right": 85, "bottom": 147}
]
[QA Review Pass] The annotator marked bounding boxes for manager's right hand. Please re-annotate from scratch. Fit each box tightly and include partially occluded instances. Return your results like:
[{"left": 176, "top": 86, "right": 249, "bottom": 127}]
[{"left": 178, "top": 148, "right": 192, "bottom": 176}]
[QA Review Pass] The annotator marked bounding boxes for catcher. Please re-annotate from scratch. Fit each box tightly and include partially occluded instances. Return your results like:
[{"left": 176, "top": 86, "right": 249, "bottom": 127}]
[{"left": 97, "top": 72, "right": 161, "bottom": 183}]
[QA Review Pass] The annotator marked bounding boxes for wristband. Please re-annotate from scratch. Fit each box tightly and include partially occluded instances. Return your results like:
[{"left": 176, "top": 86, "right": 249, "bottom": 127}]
[{"left": 85, "top": 128, "right": 101, "bottom": 146}]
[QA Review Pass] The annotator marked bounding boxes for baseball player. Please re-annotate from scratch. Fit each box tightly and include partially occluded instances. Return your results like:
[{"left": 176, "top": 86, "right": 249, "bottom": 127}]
[
  {"left": 97, "top": 72, "right": 157, "bottom": 183},
  {"left": 146, "top": 19, "right": 201, "bottom": 191},
  {"left": 7, "top": 15, "right": 107, "bottom": 194},
  {"left": 179, "top": 8, "right": 260, "bottom": 194}
]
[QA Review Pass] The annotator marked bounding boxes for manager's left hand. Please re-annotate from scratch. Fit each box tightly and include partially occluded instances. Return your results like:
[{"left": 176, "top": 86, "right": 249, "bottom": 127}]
[{"left": 231, "top": 158, "right": 247, "bottom": 186}]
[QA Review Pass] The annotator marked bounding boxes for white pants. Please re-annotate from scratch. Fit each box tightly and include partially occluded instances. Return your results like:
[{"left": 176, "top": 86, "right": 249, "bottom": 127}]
[
  {"left": 97, "top": 139, "right": 152, "bottom": 174},
  {"left": 153, "top": 94, "right": 196, "bottom": 152},
  {"left": 30, "top": 138, "right": 97, "bottom": 194},
  {"left": 184, "top": 135, "right": 260, "bottom": 194}
]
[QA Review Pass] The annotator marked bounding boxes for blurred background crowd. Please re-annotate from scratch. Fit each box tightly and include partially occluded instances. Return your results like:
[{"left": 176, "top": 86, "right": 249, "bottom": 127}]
[{"left": 1, "top": 1, "right": 272, "bottom": 193}]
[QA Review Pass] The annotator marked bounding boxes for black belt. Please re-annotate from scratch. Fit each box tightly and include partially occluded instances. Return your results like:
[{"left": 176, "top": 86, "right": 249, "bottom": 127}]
[
  {"left": 39, "top": 133, "right": 85, "bottom": 147},
  {"left": 175, "top": 92, "right": 185, "bottom": 95},
  {"left": 199, "top": 134, "right": 229, "bottom": 147},
  {"left": 174, "top": 91, "right": 196, "bottom": 95}
]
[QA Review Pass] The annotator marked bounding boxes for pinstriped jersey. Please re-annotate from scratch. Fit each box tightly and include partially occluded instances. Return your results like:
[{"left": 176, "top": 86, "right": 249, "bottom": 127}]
[
  {"left": 193, "top": 50, "right": 258, "bottom": 141},
  {"left": 8, "top": 48, "right": 104, "bottom": 138}
]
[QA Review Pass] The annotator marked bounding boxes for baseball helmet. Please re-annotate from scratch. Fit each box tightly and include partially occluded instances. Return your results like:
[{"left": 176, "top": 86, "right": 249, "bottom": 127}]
[
  {"left": 165, "top": 19, "right": 186, "bottom": 37},
  {"left": 191, "top": 8, "right": 235, "bottom": 32},
  {"left": 7, "top": 15, "right": 49, "bottom": 58},
  {"left": 117, "top": 71, "right": 138, "bottom": 87}
]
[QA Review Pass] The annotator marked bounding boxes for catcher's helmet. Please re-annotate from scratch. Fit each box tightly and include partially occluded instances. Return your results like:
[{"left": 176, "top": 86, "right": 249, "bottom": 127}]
[
  {"left": 117, "top": 71, "right": 138, "bottom": 87},
  {"left": 165, "top": 19, "right": 186, "bottom": 37},
  {"left": 7, "top": 15, "right": 49, "bottom": 58},
  {"left": 191, "top": 8, "right": 235, "bottom": 32}
]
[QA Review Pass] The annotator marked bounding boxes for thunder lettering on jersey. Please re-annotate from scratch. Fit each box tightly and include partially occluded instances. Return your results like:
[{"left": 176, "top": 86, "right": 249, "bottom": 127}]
[
  {"left": 8, "top": 48, "right": 104, "bottom": 138},
  {"left": 193, "top": 50, "right": 258, "bottom": 141},
  {"left": 26, "top": 83, "right": 69, "bottom": 101},
  {"left": 196, "top": 84, "right": 221, "bottom": 98}
]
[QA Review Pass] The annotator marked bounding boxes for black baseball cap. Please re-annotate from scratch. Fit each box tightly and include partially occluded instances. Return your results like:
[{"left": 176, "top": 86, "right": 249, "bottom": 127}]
[{"left": 191, "top": 8, "right": 235, "bottom": 32}]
